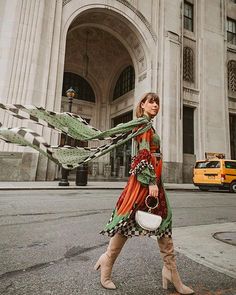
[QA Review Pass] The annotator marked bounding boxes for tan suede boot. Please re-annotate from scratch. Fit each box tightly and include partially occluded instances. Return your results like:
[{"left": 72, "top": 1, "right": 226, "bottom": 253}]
[
  {"left": 94, "top": 233, "right": 127, "bottom": 289},
  {"left": 157, "top": 237, "right": 194, "bottom": 294}
]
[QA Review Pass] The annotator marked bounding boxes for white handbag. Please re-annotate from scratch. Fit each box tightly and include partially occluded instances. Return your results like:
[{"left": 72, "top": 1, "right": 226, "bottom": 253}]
[{"left": 135, "top": 195, "right": 162, "bottom": 231}]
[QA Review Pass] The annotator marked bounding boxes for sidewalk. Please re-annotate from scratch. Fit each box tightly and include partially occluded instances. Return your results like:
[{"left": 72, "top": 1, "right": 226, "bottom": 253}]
[
  {"left": 170, "top": 223, "right": 236, "bottom": 279},
  {"left": 0, "top": 181, "right": 198, "bottom": 190}
]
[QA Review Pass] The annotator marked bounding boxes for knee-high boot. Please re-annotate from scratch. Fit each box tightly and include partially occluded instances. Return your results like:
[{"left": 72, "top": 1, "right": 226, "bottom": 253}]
[
  {"left": 94, "top": 233, "right": 127, "bottom": 289},
  {"left": 157, "top": 237, "right": 194, "bottom": 294}
]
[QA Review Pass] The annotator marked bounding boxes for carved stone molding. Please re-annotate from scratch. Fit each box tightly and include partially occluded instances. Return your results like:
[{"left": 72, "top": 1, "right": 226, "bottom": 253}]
[
  {"left": 62, "top": 0, "right": 157, "bottom": 42},
  {"left": 115, "top": 0, "right": 157, "bottom": 42},
  {"left": 138, "top": 72, "right": 147, "bottom": 82},
  {"left": 62, "top": 0, "right": 71, "bottom": 5},
  {"left": 229, "top": 107, "right": 236, "bottom": 114},
  {"left": 166, "top": 31, "right": 181, "bottom": 44},
  {"left": 183, "top": 87, "right": 199, "bottom": 106},
  {"left": 183, "top": 99, "right": 199, "bottom": 107},
  {"left": 183, "top": 86, "right": 199, "bottom": 95},
  {"left": 229, "top": 96, "right": 236, "bottom": 103}
]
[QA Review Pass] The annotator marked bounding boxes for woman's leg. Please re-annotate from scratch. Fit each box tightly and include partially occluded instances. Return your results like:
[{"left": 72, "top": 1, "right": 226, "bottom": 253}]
[
  {"left": 94, "top": 233, "right": 127, "bottom": 289},
  {"left": 157, "top": 237, "right": 194, "bottom": 294}
]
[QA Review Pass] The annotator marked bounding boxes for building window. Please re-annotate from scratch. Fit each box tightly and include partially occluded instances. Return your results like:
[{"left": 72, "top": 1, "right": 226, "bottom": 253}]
[
  {"left": 183, "top": 106, "right": 194, "bottom": 154},
  {"left": 228, "top": 60, "right": 236, "bottom": 93},
  {"left": 227, "top": 18, "right": 236, "bottom": 45},
  {"left": 113, "top": 66, "right": 135, "bottom": 100},
  {"left": 183, "top": 47, "right": 194, "bottom": 83},
  {"left": 230, "top": 114, "right": 236, "bottom": 159},
  {"left": 184, "top": 1, "right": 194, "bottom": 32},
  {"left": 62, "top": 72, "right": 95, "bottom": 102}
]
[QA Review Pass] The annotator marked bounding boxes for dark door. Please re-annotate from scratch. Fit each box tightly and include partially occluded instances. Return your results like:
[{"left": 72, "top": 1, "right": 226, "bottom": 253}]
[
  {"left": 183, "top": 106, "right": 194, "bottom": 154},
  {"left": 111, "top": 111, "right": 133, "bottom": 177},
  {"left": 230, "top": 114, "right": 236, "bottom": 159}
]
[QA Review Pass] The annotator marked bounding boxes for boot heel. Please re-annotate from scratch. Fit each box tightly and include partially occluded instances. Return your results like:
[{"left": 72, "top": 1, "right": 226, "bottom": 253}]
[
  {"left": 94, "top": 260, "right": 101, "bottom": 270},
  {"left": 162, "top": 276, "right": 168, "bottom": 290}
]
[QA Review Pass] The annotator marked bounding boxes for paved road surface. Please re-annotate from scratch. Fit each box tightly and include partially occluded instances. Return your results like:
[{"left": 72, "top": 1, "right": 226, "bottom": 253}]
[{"left": 0, "top": 189, "right": 235, "bottom": 295}]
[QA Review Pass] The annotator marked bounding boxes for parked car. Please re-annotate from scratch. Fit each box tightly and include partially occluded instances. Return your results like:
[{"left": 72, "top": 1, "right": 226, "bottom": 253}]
[{"left": 193, "top": 159, "right": 236, "bottom": 192}]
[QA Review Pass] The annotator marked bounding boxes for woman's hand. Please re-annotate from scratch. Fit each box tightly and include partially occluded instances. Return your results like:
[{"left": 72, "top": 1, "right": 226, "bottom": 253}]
[{"left": 148, "top": 184, "right": 159, "bottom": 197}]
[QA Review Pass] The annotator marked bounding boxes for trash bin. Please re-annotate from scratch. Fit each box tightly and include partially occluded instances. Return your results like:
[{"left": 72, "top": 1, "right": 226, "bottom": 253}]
[{"left": 76, "top": 164, "right": 88, "bottom": 186}]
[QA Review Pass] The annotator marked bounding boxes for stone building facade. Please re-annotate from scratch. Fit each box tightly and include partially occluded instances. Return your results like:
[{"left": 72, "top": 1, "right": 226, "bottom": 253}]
[{"left": 0, "top": 0, "right": 236, "bottom": 182}]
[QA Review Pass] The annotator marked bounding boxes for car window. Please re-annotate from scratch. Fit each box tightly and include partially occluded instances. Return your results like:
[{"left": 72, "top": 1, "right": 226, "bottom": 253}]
[
  {"left": 225, "top": 161, "right": 236, "bottom": 169},
  {"left": 195, "top": 161, "right": 220, "bottom": 168},
  {"left": 206, "top": 161, "right": 220, "bottom": 168},
  {"left": 195, "top": 162, "right": 207, "bottom": 168}
]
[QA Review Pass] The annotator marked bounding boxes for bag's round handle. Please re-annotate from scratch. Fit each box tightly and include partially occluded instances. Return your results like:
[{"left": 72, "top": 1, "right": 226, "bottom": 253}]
[{"left": 145, "top": 195, "right": 159, "bottom": 210}]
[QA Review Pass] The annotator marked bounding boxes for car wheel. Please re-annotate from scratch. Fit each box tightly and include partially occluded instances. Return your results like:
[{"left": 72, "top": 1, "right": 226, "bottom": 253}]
[
  {"left": 199, "top": 186, "right": 209, "bottom": 192},
  {"left": 229, "top": 182, "right": 236, "bottom": 193}
]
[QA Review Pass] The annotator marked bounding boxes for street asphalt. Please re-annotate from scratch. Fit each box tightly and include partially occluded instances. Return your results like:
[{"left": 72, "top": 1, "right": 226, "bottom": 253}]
[{"left": 0, "top": 184, "right": 235, "bottom": 295}]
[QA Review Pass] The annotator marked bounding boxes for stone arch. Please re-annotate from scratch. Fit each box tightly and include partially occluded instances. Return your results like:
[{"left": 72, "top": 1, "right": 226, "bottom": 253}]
[
  {"left": 56, "top": 0, "right": 157, "bottom": 109},
  {"left": 63, "top": 0, "right": 157, "bottom": 43}
]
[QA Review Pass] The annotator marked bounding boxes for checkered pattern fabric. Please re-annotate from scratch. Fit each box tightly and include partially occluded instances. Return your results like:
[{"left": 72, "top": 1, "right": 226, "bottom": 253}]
[
  {"left": 101, "top": 215, "right": 172, "bottom": 238},
  {"left": 118, "top": 218, "right": 172, "bottom": 238}
]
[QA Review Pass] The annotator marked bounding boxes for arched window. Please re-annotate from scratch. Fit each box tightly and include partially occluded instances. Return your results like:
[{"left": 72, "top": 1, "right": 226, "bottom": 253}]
[
  {"left": 62, "top": 72, "right": 95, "bottom": 102},
  {"left": 183, "top": 47, "right": 194, "bottom": 83},
  {"left": 228, "top": 60, "right": 236, "bottom": 93},
  {"left": 113, "top": 66, "right": 135, "bottom": 100}
]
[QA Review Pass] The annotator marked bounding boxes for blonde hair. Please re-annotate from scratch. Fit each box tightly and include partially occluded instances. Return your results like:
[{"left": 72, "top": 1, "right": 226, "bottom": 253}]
[{"left": 135, "top": 92, "right": 160, "bottom": 118}]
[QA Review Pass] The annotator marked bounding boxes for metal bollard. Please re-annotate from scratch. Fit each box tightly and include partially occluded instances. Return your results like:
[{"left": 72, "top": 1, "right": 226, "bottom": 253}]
[{"left": 76, "top": 164, "right": 88, "bottom": 186}]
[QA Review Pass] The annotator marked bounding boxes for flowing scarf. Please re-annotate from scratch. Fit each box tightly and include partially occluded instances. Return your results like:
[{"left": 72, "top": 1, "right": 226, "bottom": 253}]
[{"left": 0, "top": 103, "right": 152, "bottom": 169}]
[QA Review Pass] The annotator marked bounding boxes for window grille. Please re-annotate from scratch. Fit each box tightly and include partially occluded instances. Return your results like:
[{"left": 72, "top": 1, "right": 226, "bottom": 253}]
[
  {"left": 113, "top": 66, "right": 135, "bottom": 100},
  {"left": 228, "top": 60, "right": 236, "bottom": 93},
  {"left": 62, "top": 72, "right": 95, "bottom": 102},
  {"left": 183, "top": 47, "right": 194, "bottom": 83}
]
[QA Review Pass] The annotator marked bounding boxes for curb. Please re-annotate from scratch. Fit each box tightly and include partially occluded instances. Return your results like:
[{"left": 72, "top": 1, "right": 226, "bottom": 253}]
[{"left": 0, "top": 186, "right": 199, "bottom": 191}]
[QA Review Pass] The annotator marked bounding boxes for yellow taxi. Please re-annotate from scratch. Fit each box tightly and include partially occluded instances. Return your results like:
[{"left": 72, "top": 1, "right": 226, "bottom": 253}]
[{"left": 193, "top": 155, "right": 236, "bottom": 192}]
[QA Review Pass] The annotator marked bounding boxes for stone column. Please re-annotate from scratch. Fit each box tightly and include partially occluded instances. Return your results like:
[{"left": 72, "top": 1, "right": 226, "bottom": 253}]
[
  {"left": 0, "top": 0, "right": 63, "bottom": 180},
  {"left": 200, "top": 0, "right": 228, "bottom": 157},
  {"left": 161, "top": 0, "right": 183, "bottom": 183}
]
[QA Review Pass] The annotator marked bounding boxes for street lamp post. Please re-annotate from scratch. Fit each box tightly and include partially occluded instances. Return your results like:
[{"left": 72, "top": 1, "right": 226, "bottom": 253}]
[{"left": 58, "top": 87, "right": 76, "bottom": 186}]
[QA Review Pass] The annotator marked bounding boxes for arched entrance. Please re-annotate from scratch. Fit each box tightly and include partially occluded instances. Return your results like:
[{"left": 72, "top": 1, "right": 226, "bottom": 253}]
[{"left": 56, "top": 1, "right": 157, "bottom": 179}]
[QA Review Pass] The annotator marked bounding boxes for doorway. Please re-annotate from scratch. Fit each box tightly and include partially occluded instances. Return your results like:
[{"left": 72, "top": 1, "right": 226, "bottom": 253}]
[
  {"left": 110, "top": 111, "right": 133, "bottom": 178},
  {"left": 229, "top": 113, "right": 236, "bottom": 159}
]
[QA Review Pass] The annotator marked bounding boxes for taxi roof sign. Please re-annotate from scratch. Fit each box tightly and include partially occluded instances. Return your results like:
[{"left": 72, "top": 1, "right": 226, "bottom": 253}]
[{"left": 205, "top": 152, "right": 225, "bottom": 160}]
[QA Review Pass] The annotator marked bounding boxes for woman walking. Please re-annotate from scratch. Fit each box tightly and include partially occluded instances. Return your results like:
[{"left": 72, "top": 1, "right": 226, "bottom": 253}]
[
  {"left": 0, "top": 92, "right": 194, "bottom": 294},
  {"left": 94, "top": 92, "right": 194, "bottom": 294}
]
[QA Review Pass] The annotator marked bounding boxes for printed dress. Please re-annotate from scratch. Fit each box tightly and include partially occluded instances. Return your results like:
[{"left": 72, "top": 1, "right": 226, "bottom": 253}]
[
  {"left": 101, "top": 123, "right": 172, "bottom": 238},
  {"left": 0, "top": 104, "right": 172, "bottom": 239}
]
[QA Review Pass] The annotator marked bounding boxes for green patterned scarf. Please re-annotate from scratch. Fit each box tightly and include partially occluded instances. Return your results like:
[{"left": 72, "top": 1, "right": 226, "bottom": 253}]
[{"left": 0, "top": 104, "right": 152, "bottom": 169}]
